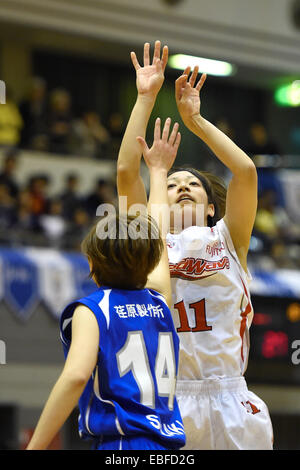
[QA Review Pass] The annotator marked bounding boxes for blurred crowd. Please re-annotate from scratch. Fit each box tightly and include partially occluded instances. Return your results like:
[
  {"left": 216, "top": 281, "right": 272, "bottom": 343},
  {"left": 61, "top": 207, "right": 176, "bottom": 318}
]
[
  {"left": 0, "top": 77, "right": 299, "bottom": 268},
  {"left": 0, "top": 149, "right": 117, "bottom": 251},
  {"left": 0, "top": 147, "right": 299, "bottom": 268},
  {"left": 0, "top": 77, "right": 125, "bottom": 160},
  {"left": 251, "top": 184, "right": 300, "bottom": 270}
]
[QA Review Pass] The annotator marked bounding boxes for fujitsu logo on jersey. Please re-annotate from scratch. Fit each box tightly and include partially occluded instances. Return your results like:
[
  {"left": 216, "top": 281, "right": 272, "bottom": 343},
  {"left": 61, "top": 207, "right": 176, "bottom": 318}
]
[
  {"left": 169, "top": 256, "right": 230, "bottom": 280},
  {"left": 205, "top": 241, "right": 225, "bottom": 257}
]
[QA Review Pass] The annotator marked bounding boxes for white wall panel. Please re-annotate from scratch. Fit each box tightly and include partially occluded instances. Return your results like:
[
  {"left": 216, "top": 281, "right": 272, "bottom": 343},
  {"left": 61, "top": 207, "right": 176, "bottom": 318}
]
[{"left": 0, "top": 0, "right": 300, "bottom": 74}]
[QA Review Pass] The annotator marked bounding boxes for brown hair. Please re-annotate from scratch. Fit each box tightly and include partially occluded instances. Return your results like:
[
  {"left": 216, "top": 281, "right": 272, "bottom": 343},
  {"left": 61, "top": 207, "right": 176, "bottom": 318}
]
[
  {"left": 81, "top": 212, "right": 164, "bottom": 290},
  {"left": 167, "top": 166, "right": 227, "bottom": 227}
]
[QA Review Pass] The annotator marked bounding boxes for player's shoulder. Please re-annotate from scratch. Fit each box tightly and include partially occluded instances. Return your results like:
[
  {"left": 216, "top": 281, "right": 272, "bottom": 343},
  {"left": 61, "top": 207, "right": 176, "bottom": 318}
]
[{"left": 147, "top": 288, "right": 169, "bottom": 306}]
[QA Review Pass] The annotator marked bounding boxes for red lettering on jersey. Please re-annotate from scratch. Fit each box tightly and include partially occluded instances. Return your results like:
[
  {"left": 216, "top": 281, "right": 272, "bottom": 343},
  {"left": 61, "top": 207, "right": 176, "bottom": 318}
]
[
  {"left": 239, "top": 277, "right": 253, "bottom": 362},
  {"left": 175, "top": 299, "right": 212, "bottom": 333},
  {"left": 241, "top": 401, "right": 261, "bottom": 415},
  {"left": 206, "top": 241, "right": 225, "bottom": 257},
  {"left": 170, "top": 256, "right": 230, "bottom": 280}
]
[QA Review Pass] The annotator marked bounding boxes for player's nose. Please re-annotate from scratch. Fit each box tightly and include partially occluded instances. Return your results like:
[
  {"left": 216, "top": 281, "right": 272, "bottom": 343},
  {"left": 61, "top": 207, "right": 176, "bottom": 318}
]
[{"left": 177, "top": 183, "right": 190, "bottom": 193}]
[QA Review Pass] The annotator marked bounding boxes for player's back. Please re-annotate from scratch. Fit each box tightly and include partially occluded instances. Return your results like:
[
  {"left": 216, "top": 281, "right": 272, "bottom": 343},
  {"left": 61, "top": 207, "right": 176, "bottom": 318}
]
[{"left": 60, "top": 286, "right": 185, "bottom": 449}]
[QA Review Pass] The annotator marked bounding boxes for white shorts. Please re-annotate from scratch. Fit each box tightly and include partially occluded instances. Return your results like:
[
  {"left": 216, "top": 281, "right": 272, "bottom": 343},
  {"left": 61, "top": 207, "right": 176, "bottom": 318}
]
[{"left": 176, "top": 377, "right": 273, "bottom": 450}]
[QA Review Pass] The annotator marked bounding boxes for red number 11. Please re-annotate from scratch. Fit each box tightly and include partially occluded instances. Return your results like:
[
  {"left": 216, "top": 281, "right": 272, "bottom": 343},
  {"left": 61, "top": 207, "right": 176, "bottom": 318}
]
[{"left": 174, "top": 299, "right": 212, "bottom": 333}]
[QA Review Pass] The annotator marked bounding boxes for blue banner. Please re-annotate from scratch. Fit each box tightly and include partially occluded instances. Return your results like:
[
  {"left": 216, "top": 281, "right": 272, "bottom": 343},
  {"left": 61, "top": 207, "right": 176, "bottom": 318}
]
[
  {"left": 63, "top": 252, "right": 97, "bottom": 298},
  {"left": 0, "top": 247, "right": 299, "bottom": 322},
  {"left": 0, "top": 248, "right": 39, "bottom": 321}
]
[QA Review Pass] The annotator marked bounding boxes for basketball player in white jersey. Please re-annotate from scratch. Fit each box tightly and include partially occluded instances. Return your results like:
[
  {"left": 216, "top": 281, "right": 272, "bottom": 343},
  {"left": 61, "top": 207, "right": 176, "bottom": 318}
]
[{"left": 117, "top": 40, "right": 273, "bottom": 450}]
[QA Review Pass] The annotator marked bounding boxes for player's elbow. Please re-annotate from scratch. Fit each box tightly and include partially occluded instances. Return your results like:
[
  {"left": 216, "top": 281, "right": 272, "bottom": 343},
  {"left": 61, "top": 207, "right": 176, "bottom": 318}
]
[
  {"left": 117, "top": 161, "right": 140, "bottom": 184},
  {"left": 61, "top": 369, "right": 90, "bottom": 388},
  {"left": 117, "top": 162, "right": 133, "bottom": 179},
  {"left": 244, "top": 159, "right": 257, "bottom": 174},
  {"left": 237, "top": 158, "right": 257, "bottom": 182}
]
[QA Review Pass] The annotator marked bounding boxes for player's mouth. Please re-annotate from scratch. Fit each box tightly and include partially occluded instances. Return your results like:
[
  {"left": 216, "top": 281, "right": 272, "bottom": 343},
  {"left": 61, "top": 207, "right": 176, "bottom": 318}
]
[{"left": 177, "top": 194, "right": 195, "bottom": 203}]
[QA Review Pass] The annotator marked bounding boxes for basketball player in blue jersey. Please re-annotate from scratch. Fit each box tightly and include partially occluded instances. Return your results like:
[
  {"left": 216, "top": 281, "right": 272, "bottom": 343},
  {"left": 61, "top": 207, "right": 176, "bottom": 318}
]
[{"left": 26, "top": 117, "right": 185, "bottom": 451}]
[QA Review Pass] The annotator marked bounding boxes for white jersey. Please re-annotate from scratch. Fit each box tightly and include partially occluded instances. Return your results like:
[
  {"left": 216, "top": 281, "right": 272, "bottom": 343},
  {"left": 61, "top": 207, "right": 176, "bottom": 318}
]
[{"left": 167, "top": 218, "right": 254, "bottom": 381}]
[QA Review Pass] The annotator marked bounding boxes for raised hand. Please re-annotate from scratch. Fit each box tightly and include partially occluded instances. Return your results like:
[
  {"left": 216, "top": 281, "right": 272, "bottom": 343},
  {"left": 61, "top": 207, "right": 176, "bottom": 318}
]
[
  {"left": 136, "top": 117, "right": 181, "bottom": 173},
  {"left": 175, "top": 66, "right": 207, "bottom": 125},
  {"left": 131, "top": 41, "right": 168, "bottom": 99}
]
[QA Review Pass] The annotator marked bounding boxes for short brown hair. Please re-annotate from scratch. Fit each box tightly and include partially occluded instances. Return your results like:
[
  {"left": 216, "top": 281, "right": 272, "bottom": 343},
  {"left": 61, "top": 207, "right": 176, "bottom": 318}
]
[{"left": 81, "top": 212, "right": 164, "bottom": 290}]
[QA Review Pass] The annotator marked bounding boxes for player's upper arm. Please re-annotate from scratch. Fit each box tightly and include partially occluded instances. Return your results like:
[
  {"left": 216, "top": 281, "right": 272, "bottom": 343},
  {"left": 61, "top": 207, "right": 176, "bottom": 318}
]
[
  {"left": 62, "top": 305, "right": 99, "bottom": 384},
  {"left": 223, "top": 161, "right": 257, "bottom": 269},
  {"left": 117, "top": 168, "right": 148, "bottom": 211}
]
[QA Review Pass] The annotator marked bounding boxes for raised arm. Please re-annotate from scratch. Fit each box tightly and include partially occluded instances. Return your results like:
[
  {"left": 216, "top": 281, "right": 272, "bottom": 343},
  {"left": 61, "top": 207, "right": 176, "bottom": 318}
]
[
  {"left": 117, "top": 41, "right": 168, "bottom": 211},
  {"left": 175, "top": 67, "right": 257, "bottom": 271},
  {"left": 137, "top": 117, "right": 181, "bottom": 307}
]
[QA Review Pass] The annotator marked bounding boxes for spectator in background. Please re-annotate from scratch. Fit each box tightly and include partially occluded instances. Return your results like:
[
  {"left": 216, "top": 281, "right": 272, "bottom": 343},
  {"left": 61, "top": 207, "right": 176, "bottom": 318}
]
[
  {"left": 48, "top": 88, "right": 72, "bottom": 155},
  {"left": 246, "top": 122, "right": 281, "bottom": 156},
  {"left": 39, "top": 198, "right": 67, "bottom": 247},
  {"left": 63, "top": 206, "right": 91, "bottom": 251},
  {"left": 253, "top": 189, "right": 300, "bottom": 257},
  {"left": 19, "top": 77, "right": 49, "bottom": 152},
  {"left": 84, "top": 178, "right": 116, "bottom": 218},
  {"left": 107, "top": 111, "right": 125, "bottom": 159},
  {"left": 0, "top": 148, "right": 19, "bottom": 198},
  {"left": 0, "top": 183, "right": 17, "bottom": 241},
  {"left": 71, "top": 110, "right": 111, "bottom": 158},
  {"left": 27, "top": 175, "right": 50, "bottom": 223},
  {"left": 60, "top": 173, "right": 82, "bottom": 220},
  {"left": 15, "top": 188, "right": 36, "bottom": 228},
  {"left": 0, "top": 88, "right": 23, "bottom": 148},
  {"left": 215, "top": 117, "right": 236, "bottom": 141}
]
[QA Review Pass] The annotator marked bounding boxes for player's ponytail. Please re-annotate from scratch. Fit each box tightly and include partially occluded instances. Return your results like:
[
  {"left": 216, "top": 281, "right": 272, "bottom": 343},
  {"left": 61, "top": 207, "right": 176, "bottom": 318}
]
[{"left": 200, "top": 171, "right": 227, "bottom": 226}]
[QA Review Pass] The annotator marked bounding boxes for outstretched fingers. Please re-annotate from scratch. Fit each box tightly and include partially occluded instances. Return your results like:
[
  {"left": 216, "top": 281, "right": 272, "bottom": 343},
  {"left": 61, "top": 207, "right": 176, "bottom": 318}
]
[
  {"left": 168, "top": 121, "right": 180, "bottom": 146},
  {"left": 161, "top": 117, "right": 171, "bottom": 143},
  {"left": 152, "top": 41, "right": 169, "bottom": 72},
  {"left": 152, "top": 40, "right": 161, "bottom": 63},
  {"left": 154, "top": 117, "right": 161, "bottom": 141},
  {"left": 161, "top": 118, "right": 180, "bottom": 151},
  {"left": 132, "top": 40, "right": 168, "bottom": 72},
  {"left": 143, "top": 42, "right": 150, "bottom": 66},
  {"left": 173, "top": 130, "right": 181, "bottom": 154},
  {"left": 175, "top": 74, "right": 188, "bottom": 101},
  {"left": 188, "top": 65, "right": 199, "bottom": 87},
  {"left": 196, "top": 73, "right": 207, "bottom": 91},
  {"left": 130, "top": 51, "right": 140, "bottom": 70},
  {"left": 136, "top": 135, "right": 149, "bottom": 154},
  {"left": 161, "top": 45, "right": 169, "bottom": 71}
]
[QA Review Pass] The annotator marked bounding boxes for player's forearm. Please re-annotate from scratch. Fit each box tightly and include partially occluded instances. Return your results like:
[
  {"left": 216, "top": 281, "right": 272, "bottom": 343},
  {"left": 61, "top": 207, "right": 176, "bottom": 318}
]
[
  {"left": 117, "top": 94, "right": 156, "bottom": 177},
  {"left": 146, "top": 168, "right": 172, "bottom": 306},
  {"left": 187, "top": 115, "right": 255, "bottom": 176},
  {"left": 147, "top": 168, "right": 169, "bottom": 234},
  {"left": 26, "top": 373, "right": 87, "bottom": 450}
]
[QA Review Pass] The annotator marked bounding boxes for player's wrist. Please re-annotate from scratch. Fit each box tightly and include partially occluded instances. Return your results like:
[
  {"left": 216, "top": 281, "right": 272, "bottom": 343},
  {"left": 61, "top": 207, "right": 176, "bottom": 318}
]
[
  {"left": 149, "top": 167, "right": 168, "bottom": 177},
  {"left": 137, "top": 91, "right": 159, "bottom": 104}
]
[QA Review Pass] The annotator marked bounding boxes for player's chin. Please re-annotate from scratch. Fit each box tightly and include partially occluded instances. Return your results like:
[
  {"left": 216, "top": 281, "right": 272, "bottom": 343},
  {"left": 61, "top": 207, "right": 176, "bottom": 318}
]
[{"left": 170, "top": 203, "right": 205, "bottom": 231}]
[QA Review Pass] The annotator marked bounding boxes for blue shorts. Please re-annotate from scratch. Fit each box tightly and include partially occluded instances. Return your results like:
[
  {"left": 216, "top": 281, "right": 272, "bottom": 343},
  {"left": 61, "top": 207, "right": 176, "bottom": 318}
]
[{"left": 92, "top": 435, "right": 174, "bottom": 450}]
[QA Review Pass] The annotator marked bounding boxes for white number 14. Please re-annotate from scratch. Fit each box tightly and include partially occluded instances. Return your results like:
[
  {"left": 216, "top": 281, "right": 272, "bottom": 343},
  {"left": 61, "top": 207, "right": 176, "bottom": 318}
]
[{"left": 117, "top": 331, "right": 176, "bottom": 410}]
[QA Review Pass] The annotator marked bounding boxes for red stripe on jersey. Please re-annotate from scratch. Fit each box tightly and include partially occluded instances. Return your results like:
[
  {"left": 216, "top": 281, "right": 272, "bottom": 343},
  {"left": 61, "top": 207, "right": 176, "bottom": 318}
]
[{"left": 239, "top": 277, "right": 252, "bottom": 362}]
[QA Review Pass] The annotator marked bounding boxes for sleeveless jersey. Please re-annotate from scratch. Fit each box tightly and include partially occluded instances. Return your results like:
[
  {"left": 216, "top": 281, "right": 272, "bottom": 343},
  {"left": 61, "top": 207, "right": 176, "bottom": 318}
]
[
  {"left": 60, "top": 286, "right": 185, "bottom": 449},
  {"left": 166, "top": 218, "right": 253, "bottom": 380}
]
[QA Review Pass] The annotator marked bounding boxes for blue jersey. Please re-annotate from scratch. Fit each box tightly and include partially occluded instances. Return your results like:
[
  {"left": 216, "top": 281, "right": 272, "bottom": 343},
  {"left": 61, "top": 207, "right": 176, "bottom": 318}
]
[{"left": 60, "top": 286, "right": 185, "bottom": 449}]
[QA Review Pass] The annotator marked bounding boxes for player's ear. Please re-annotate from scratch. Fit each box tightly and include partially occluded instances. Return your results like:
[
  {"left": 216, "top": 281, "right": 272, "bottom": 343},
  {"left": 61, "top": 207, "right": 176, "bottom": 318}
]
[{"left": 207, "top": 203, "right": 215, "bottom": 219}]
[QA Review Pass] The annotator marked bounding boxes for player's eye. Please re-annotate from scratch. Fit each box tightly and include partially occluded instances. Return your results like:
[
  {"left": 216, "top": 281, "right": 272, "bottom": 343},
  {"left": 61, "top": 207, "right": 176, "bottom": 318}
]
[{"left": 167, "top": 183, "right": 176, "bottom": 189}]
